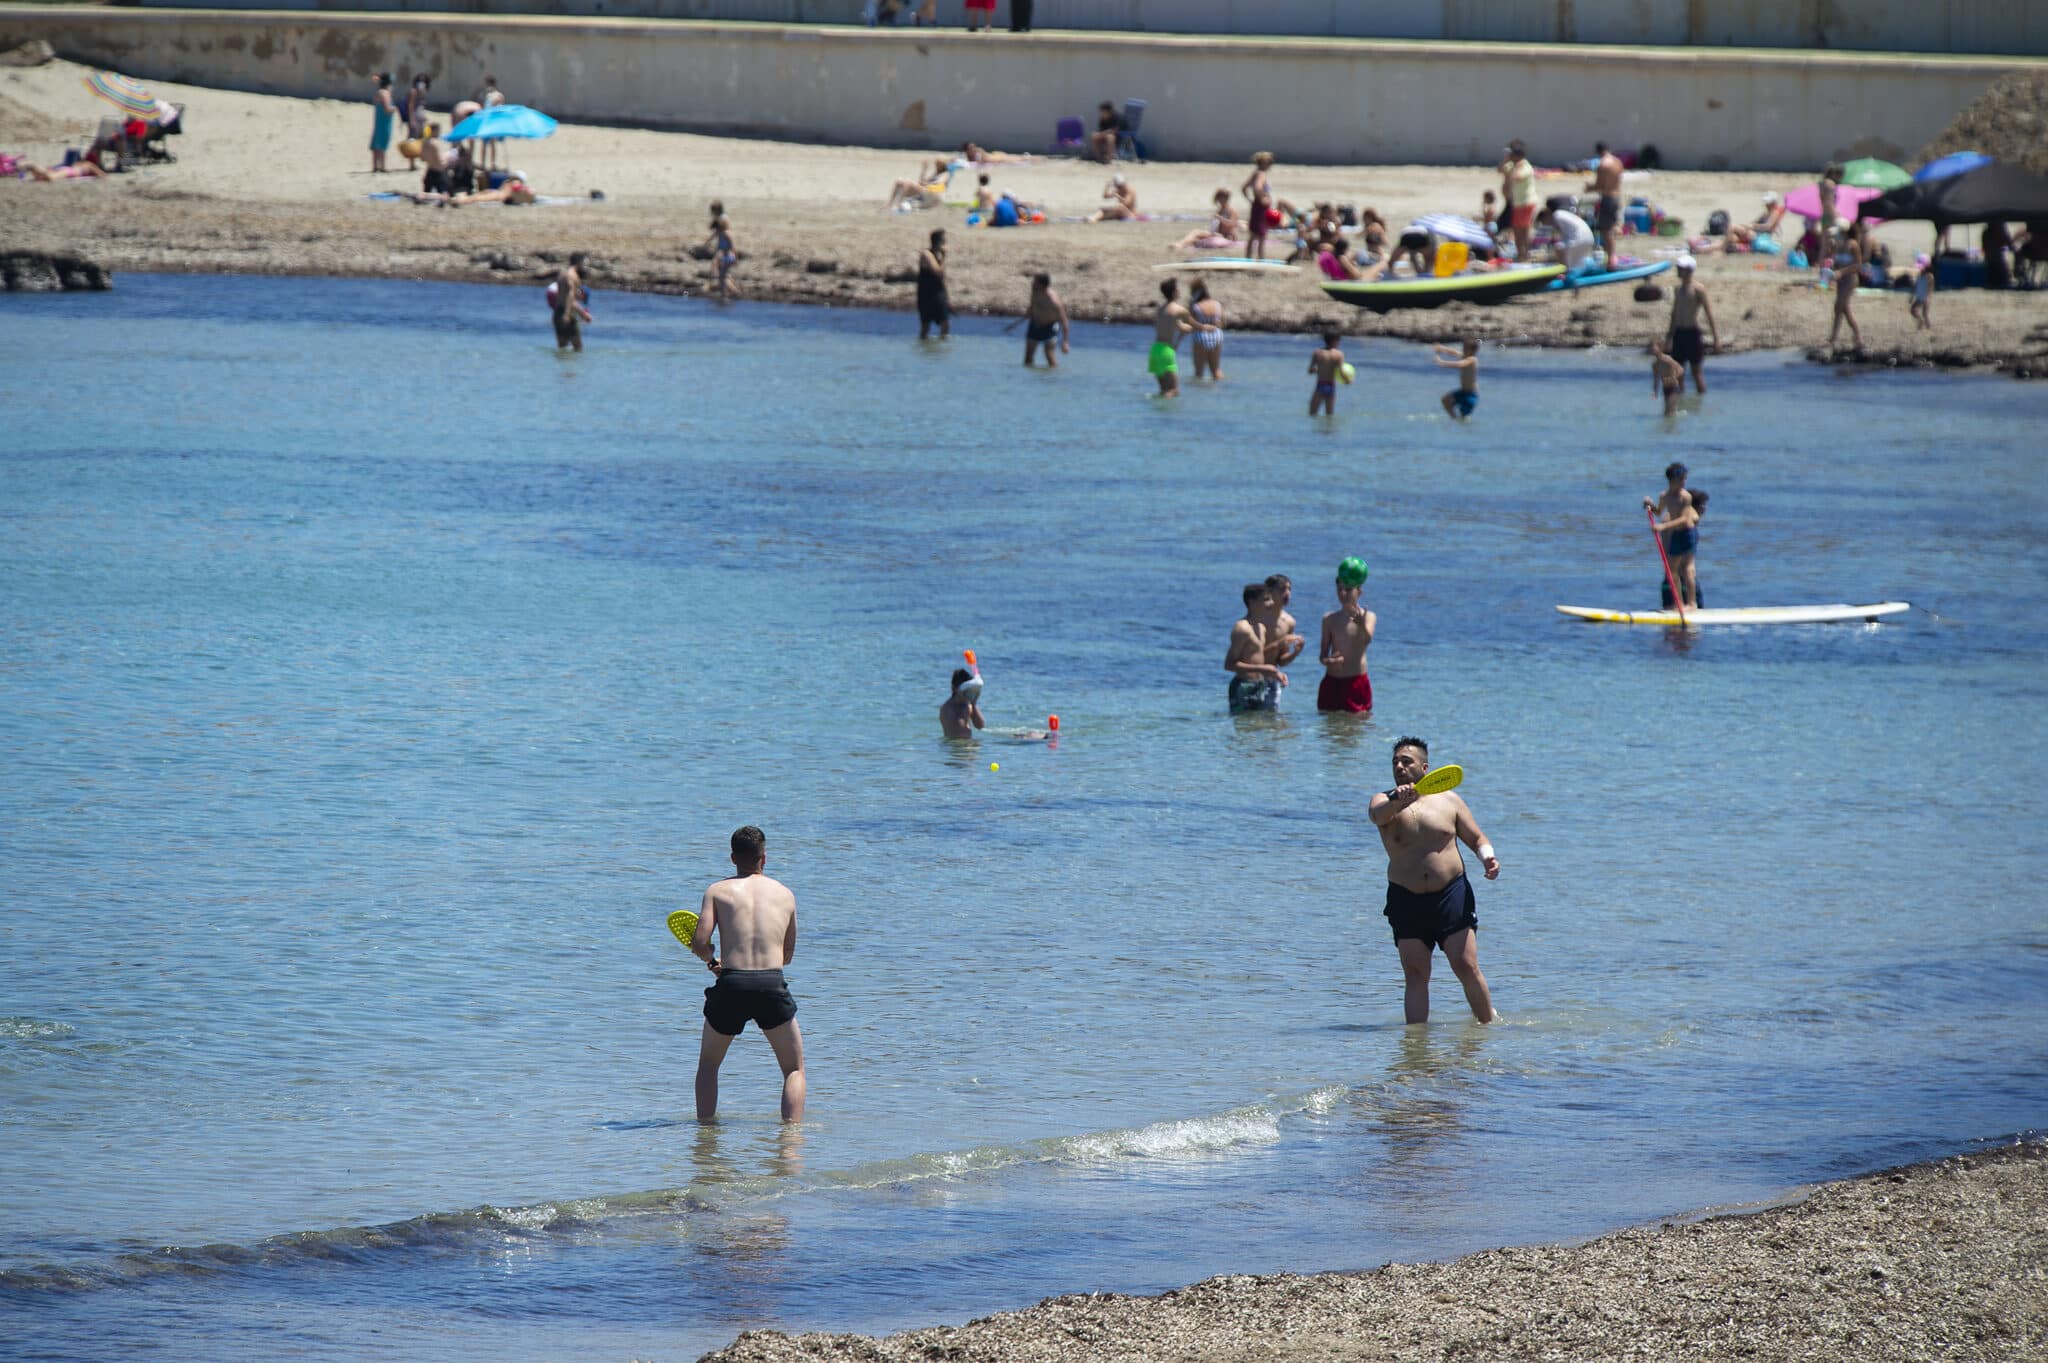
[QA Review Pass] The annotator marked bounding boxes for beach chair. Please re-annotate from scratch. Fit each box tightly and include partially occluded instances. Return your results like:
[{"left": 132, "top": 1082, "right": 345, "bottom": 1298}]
[
  {"left": 87, "top": 115, "right": 124, "bottom": 170},
  {"left": 1117, "top": 98, "right": 1147, "bottom": 160},
  {"left": 1050, "top": 115, "right": 1084, "bottom": 155},
  {"left": 138, "top": 103, "right": 183, "bottom": 165}
]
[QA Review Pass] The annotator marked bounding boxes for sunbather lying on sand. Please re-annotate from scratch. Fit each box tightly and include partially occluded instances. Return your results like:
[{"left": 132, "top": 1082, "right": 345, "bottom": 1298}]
[{"left": 18, "top": 161, "right": 109, "bottom": 181}]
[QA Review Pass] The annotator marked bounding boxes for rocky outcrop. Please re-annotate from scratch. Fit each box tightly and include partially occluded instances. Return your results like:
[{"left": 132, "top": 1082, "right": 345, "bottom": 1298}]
[
  {"left": 0, "top": 39, "right": 56, "bottom": 67},
  {"left": 1, "top": 250, "right": 113, "bottom": 291}
]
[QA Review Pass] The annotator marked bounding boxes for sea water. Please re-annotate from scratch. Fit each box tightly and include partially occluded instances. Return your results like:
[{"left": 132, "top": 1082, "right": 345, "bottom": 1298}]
[{"left": 2, "top": 275, "right": 2043, "bottom": 1362}]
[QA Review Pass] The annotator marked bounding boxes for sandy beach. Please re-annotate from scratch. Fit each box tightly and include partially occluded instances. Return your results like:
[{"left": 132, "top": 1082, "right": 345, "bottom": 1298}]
[
  {"left": 5, "top": 57, "right": 2045, "bottom": 376},
  {"left": 706, "top": 1143, "right": 2047, "bottom": 1363}
]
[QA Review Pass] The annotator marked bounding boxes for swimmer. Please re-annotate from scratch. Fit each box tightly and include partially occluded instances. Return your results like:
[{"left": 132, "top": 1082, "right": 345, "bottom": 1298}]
[
  {"left": 1650, "top": 340, "right": 1684, "bottom": 417},
  {"left": 939, "top": 667, "right": 985, "bottom": 737},
  {"left": 1308, "top": 332, "right": 1345, "bottom": 416},
  {"left": 917, "top": 229, "right": 950, "bottom": 339},
  {"left": 1434, "top": 340, "right": 1479, "bottom": 420},
  {"left": 687, "top": 825, "right": 805, "bottom": 1121},
  {"left": 550, "top": 251, "right": 592, "bottom": 351},
  {"left": 1317, "top": 557, "right": 1375, "bottom": 713},
  {"left": 1188, "top": 278, "right": 1225, "bottom": 381},
  {"left": 1259, "top": 574, "right": 1305, "bottom": 671},
  {"left": 1149, "top": 278, "right": 1194, "bottom": 397},
  {"left": 1369, "top": 737, "right": 1500, "bottom": 1024},
  {"left": 1223, "top": 581, "right": 1286, "bottom": 712},
  {"left": 1023, "top": 272, "right": 1070, "bottom": 367}
]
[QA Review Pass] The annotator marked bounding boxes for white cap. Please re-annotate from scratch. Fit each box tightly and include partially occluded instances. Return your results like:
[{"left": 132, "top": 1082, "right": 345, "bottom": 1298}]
[
  {"left": 1112, "top": 174, "right": 1126, "bottom": 186},
  {"left": 1676, "top": 253, "right": 1697, "bottom": 271},
  {"left": 1762, "top": 191, "right": 1780, "bottom": 204}
]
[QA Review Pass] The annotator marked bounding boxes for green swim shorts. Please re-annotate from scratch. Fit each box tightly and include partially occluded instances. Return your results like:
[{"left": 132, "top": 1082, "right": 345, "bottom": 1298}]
[{"left": 1147, "top": 341, "right": 1178, "bottom": 377}]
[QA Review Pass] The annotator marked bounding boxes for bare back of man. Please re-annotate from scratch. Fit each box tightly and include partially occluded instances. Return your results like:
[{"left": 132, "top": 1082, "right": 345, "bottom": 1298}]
[
  {"left": 1368, "top": 740, "right": 1500, "bottom": 1024},
  {"left": 689, "top": 829, "right": 804, "bottom": 1121}
]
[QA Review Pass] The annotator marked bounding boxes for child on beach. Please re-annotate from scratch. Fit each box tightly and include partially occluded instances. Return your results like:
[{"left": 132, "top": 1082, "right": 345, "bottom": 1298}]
[
  {"left": 1435, "top": 340, "right": 1479, "bottom": 419},
  {"left": 708, "top": 216, "right": 740, "bottom": 300},
  {"left": 1910, "top": 253, "right": 1935, "bottom": 331},
  {"left": 1308, "top": 332, "right": 1345, "bottom": 416},
  {"left": 1650, "top": 341, "right": 1684, "bottom": 417}
]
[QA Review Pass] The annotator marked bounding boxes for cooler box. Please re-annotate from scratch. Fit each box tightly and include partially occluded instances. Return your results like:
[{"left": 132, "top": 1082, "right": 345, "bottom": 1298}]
[{"left": 1935, "top": 257, "right": 1987, "bottom": 289}]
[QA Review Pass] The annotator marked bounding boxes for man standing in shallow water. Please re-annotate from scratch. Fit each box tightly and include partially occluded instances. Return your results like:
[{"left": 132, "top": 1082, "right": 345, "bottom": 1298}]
[
  {"left": 1149, "top": 278, "right": 1194, "bottom": 397},
  {"left": 1369, "top": 738, "right": 1500, "bottom": 1024},
  {"left": 688, "top": 826, "right": 805, "bottom": 1121}
]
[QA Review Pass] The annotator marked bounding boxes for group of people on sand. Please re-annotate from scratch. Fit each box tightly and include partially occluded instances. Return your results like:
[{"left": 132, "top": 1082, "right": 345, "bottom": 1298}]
[{"left": 369, "top": 70, "right": 548, "bottom": 206}]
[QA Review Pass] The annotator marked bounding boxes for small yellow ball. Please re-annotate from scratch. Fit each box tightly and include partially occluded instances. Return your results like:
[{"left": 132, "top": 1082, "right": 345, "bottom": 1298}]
[{"left": 990, "top": 762, "right": 999, "bottom": 772}]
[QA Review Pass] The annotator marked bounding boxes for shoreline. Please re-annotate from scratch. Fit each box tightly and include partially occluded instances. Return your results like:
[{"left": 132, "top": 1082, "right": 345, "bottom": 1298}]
[
  {"left": 704, "top": 1140, "right": 2047, "bottom": 1363},
  {"left": 4, "top": 60, "right": 2046, "bottom": 377}
]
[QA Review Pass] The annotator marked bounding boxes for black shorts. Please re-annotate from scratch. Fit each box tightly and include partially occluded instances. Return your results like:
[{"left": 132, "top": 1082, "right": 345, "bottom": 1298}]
[
  {"left": 704, "top": 968, "right": 798, "bottom": 1037},
  {"left": 1384, "top": 875, "right": 1477, "bottom": 948},
  {"left": 551, "top": 311, "right": 580, "bottom": 344},
  {"left": 1595, "top": 193, "right": 1621, "bottom": 233},
  {"left": 1026, "top": 319, "right": 1058, "bottom": 343},
  {"left": 1668, "top": 325, "right": 1703, "bottom": 365}
]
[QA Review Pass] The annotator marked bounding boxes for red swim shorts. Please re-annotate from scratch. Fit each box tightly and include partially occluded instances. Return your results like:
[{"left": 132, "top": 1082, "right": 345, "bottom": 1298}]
[
  {"left": 1510, "top": 202, "right": 1537, "bottom": 230},
  {"left": 1317, "top": 673, "right": 1373, "bottom": 713}
]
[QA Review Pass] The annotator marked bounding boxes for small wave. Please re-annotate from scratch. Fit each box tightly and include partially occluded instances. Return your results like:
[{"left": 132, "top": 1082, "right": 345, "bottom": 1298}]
[
  {"left": 0, "top": 1017, "right": 77, "bottom": 1042},
  {"left": 0, "top": 1089, "right": 1343, "bottom": 1299}
]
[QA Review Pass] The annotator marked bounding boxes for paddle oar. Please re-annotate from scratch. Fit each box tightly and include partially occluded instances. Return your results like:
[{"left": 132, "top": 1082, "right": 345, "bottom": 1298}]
[{"left": 1647, "top": 506, "right": 1686, "bottom": 626}]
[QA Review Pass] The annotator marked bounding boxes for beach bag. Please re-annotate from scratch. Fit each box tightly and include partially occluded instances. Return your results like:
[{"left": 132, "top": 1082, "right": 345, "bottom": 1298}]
[
  {"left": 1707, "top": 210, "right": 1729, "bottom": 236},
  {"left": 1632, "top": 283, "right": 1663, "bottom": 302}
]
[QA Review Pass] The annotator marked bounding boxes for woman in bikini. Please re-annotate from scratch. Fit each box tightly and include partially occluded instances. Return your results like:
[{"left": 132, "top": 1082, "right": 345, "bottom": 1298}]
[
  {"left": 1189, "top": 277, "right": 1225, "bottom": 382},
  {"left": 1173, "top": 189, "right": 1244, "bottom": 251}
]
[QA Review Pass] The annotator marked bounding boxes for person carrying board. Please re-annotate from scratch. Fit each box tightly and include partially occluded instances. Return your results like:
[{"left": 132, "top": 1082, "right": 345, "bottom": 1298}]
[
  {"left": 686, "top": 826, "right": 805, "bottom": 1122},
  {"left": 1369, "top": 738, "right": 1500, "bottom": 1024}
]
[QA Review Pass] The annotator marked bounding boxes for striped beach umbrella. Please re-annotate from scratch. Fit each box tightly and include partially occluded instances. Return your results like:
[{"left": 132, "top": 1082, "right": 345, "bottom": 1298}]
[
  {"left": 82, "top": 70, "right": 159, "bottom": 118},
  {"left": 1409, "top": 213, "right": 1496, "bottom": 248}
]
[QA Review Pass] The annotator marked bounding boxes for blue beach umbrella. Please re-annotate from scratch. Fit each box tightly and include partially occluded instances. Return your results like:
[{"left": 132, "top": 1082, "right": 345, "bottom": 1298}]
[
  {"left": 1915, "top": 150, "right": 1992, "bottom": 183},
  {"left": 443, "top": 103, "right": 558, "bottom": 143}
]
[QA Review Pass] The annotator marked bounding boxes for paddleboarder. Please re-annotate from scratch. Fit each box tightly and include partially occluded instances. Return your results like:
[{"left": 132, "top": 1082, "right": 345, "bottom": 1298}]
[
  {"left": 1645, "top": 461, "right": 1699, "bottom": 610},
  {"left": 686, "top": 826, "right": 806, "bottom": 1122},
  {"left": 1370, "top": 737, "right": 1500, "bottom": 1024}
]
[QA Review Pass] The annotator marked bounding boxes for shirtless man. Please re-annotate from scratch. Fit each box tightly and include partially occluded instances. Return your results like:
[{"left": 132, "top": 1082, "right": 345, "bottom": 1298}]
[
  {"left": 1316, "top": 557, "right": 1375, "bottom": 713},
  {"left": 1259, "top": 574, "right": 1306, "bottom": 672},
  {"left": 1588, "top": 140, "right": 1625, "bottom": 269},
  {"left": 1369, "top": 738, "right": 1500, "bottom": 1024},
  {"left": 550, "top": 253, "right": 591, "bottom": 351},
  {"left": 1088, "top": 175, "right": 1138, "bottom": 223},
  {"left": 1646, "top": 460, "right": 1698, "bottom": 609},
  {"left": 687, "top": 826, "right": 805, "bottom": 1121},
  {"left": 1223, "top": 582, "right": 1286, "bottom": 712},
  {"left": 1664, "top": 255, "right": 1719, "bottom": 395},
  {"left": 939, "top": 667, "right": 985, "bottom": 737},
  {"left": 1023, "top": 272, "right": 1070, "bottom": 368},
  {"left": 1149, "top": 278, "right": 1195, "bottom": 397}
]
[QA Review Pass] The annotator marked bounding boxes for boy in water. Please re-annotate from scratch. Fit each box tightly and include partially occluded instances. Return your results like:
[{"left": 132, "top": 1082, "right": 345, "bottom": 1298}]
[
  {"left": 550, "top": 252, "right": 592, "bottom": 351},
  {"left": 1223, "top": 582, "right": 1287, "bottom": 712},
  {"left": 1317, "top": 556, "right": 1375, "bottom": 713},
  {"left": 1150, "top": 278, "right": 1194, "bottom": 397},
  {"left": 1024, "top": 272, "right": 1070, "bottom": 367},
  {"left": 1434, "top": 339, "right": 1479, "bottom": 419},
  {"left": 939, "top": 667, "right": 985, "bottom": 737},
  {"left": 1308, "top": 332, "right": 1345, "bottom": 416},
  {"left": 1650, "top": 340, "right": 1684, "bottom": 417},
  {"left": 688, "top": 826, "right": 805, "bottom": 1121}
]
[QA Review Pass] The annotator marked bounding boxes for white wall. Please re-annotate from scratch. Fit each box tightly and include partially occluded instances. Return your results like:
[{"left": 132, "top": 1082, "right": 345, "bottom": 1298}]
[
  {"left": 4, "top": 7, "right": 2036, "bottom": 169},
  {"left": 127, "top": 0, "right": 2048, "bottom": 56}
]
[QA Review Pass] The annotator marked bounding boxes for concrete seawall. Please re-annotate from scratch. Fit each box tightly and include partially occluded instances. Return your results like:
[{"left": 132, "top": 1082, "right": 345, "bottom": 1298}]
[
  {"left": 126, "top": 0, "right": 2048, "bottom": 58},
  {"left": 3, "top": 7, "right": 2039, "bottom": 170}
]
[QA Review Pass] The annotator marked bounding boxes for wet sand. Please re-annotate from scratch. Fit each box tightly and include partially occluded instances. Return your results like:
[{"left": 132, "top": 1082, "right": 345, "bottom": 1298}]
[
  {"left": 705, "top": 1143, "right": 2047, "bottom": 1363},
  {"left": 4, "top": 60, "right": 2045, "bottom": 376}
]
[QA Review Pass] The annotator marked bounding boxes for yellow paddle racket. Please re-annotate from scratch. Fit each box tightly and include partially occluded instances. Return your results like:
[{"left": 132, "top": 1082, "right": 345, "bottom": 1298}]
[
  {"left": 1415, "top": 763, "right": 1464, "bottom": 795},
  {"left": 667, "top": 909, "right": 700, "bottom": 949},
  {"left": 1386, "top": 764, "right": 1464, "bottom": 798}
]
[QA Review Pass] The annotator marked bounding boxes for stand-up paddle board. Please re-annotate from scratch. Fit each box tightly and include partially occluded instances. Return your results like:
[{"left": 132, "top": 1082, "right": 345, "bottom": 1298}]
[
  {"left": 1544, "top": 259, "right": 1673, "bottom": 291},
  {"left": 1154, "top": 258, "right": 1299, "bottom": 273},
  {"left": 1556, "top": 602, "right": 1910, "bottom": 626}
]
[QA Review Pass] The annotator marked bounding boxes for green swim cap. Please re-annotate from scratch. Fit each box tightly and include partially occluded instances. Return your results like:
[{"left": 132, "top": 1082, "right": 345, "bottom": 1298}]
[{"left": 1337, "top": 556, "right": 1369, "bottom": 587}]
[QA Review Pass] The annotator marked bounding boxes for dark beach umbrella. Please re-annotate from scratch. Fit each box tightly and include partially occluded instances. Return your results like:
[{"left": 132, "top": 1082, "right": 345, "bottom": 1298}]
[{"left": 1861, "top": 162, "right": 2048, "bottom": 224}]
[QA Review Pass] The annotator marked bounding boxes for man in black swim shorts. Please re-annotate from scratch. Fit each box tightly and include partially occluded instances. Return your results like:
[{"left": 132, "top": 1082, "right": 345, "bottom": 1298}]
[
  {"left": 686, "top": 825, "right": 806, "bottom": 1121},
  {"left": 1368, "top": 736, "right": 1502, "bottom": 1023}
]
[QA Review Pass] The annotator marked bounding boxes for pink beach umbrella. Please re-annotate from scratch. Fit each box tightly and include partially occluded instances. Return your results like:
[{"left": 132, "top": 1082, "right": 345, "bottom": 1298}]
[{"left": 1781, "top": 182, "right": 1884, "bottom": 224}]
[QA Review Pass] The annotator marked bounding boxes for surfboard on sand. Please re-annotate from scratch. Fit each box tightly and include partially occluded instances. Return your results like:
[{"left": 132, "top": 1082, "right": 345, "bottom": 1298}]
[
  {"left": 1544, "top": 259, "right": 1673, "bottom": 291},
  {"left": 1556, "top": 602, "right": 1911, "bottom": 626},
  {"left": 1153, "top": 258, "right": 1300, "bottom": 273}
]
